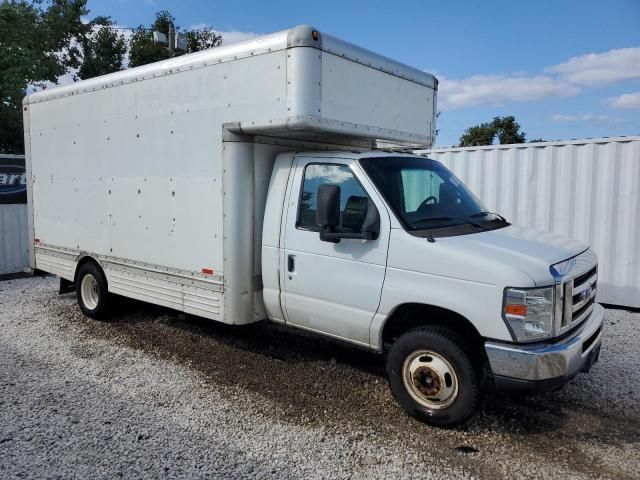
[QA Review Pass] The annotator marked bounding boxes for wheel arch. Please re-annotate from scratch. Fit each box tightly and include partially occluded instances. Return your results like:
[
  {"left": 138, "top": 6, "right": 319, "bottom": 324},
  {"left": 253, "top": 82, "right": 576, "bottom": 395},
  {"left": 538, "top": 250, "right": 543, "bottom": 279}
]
[
  {"left": 379, "top": 303, "right": 485, "bottom": 356},
  {"left": 73, "top": 254, "right": 106, "bottom": 283}
]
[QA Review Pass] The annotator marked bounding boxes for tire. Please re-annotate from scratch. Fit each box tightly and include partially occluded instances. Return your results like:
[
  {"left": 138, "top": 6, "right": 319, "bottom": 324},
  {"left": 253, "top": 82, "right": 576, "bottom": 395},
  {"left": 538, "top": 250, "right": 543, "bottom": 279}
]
[
  {"left": 386, "top": 326, "right": 480, "bottom": 427},
  {"left": 75, "top": 262, "right": 111, "bottom": 319}
]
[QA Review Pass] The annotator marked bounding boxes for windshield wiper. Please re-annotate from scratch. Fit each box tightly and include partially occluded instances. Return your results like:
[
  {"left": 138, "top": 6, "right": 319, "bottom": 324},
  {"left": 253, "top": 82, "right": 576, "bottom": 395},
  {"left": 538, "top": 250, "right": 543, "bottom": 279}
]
[
  {"left": 412, "top": 216, "right": 484, "bottom": 228},
  {"left": 470, "top": 211, "right": 509, "bottom": 223}
]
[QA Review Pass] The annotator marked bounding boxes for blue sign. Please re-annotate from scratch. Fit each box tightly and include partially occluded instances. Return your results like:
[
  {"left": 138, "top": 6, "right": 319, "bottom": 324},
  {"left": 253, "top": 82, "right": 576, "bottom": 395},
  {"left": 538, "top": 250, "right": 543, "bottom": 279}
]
[{"left": 0, "top": 157, "right": 26, "bottom": 204}]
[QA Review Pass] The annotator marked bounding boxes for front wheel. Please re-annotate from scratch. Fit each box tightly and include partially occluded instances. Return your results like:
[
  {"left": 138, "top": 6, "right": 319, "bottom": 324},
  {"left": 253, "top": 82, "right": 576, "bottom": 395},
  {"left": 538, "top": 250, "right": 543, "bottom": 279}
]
[
  {"left": 75, "top": 262, "right": 111, "bottom": 319},
  {"left": 386, "top": 327, "right": 480, "bottom": 427}
]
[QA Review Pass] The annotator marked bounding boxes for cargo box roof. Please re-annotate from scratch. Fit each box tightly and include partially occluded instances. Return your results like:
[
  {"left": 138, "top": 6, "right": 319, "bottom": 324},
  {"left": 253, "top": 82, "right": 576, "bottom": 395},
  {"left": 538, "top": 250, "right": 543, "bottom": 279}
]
[{"left": 25, "top": 25, "right": 437, "bottom": 105}]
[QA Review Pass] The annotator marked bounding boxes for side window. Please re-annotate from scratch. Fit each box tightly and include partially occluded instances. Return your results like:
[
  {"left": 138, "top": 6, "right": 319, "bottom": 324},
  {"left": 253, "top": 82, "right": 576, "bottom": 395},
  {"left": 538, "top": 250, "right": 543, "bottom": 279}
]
[{"left": 297, "top": 163, "right": 370, "bottom": 232}]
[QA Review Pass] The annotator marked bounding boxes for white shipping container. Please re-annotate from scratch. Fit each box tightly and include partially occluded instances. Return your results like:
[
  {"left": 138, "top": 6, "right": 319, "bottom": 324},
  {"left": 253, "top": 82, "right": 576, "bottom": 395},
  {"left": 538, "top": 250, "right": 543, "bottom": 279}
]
[
  {"left": 0, "top": 154, "right": 29, "bottom": 275},
  {"left": 422, "top": 136, "right": 640, "bottom": 308}
]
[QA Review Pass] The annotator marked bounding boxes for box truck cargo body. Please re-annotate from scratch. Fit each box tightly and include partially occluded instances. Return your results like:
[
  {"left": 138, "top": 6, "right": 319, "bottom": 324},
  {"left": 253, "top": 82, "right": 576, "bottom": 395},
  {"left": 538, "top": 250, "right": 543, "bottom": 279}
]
[
  {"left": 23, "top": 26, "right": 435, "bottom": 325},
  {"left": 24, "top": 26, "right": 603, "bottom": 426}
]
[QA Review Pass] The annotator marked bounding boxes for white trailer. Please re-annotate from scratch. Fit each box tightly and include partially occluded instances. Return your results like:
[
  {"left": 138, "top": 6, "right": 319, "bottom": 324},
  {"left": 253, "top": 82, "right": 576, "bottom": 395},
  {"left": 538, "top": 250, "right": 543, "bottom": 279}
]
[{"left": 24, "top": 26, "right": 603, "bottom": 426}]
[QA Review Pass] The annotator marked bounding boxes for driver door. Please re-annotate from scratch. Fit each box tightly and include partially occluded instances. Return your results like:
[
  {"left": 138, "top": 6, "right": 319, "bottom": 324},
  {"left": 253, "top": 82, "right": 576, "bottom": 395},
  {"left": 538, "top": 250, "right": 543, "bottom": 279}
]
[{"left": 281, "top": 156, "right": 390, "bottom": 346}]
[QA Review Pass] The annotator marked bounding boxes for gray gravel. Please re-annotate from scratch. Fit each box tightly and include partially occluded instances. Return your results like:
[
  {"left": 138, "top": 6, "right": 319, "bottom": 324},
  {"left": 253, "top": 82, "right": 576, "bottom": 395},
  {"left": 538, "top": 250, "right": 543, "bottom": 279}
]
[{"left": 1, "top": 275, "right": 639, "bottom": 479}]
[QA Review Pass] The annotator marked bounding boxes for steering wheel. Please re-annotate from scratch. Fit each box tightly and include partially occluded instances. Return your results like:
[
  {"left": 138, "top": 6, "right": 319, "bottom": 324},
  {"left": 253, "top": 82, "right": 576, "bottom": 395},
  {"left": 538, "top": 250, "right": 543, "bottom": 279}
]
[{"left": 417, "top": 196, "right": 438, "bottom": 211}]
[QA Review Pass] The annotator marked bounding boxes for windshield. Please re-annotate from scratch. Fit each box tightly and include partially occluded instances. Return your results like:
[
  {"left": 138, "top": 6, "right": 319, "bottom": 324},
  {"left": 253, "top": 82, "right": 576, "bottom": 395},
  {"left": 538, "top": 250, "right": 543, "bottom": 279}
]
[{"left": 359, "top": 156, "right": 508, "bottom": 236}]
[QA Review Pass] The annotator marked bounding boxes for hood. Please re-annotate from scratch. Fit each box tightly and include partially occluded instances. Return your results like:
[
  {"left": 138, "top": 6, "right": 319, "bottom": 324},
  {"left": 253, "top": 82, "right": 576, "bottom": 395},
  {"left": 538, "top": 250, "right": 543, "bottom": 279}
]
[{"left": 446, "top": 225, "right": 588, "bottom": 285}]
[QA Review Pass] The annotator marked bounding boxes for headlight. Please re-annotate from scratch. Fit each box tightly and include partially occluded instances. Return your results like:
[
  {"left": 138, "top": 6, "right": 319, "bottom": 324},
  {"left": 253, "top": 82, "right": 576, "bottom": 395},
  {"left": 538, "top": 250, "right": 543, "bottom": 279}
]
[{"left": 503, "top": 287, "right": 555, "bottom": 342}]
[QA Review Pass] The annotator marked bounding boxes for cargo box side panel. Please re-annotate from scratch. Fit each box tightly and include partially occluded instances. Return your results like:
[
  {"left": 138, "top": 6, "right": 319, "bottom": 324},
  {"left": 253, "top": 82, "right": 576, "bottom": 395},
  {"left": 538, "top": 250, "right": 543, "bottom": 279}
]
[
  {"left": 320, "top": 53, "right": 435, "bottom": 145},
  {"left": 28, "top": 50, "right": 288, "bottom": 279},
  {"left": 28, "top": 50, "right": 288, "bottom": 323}
]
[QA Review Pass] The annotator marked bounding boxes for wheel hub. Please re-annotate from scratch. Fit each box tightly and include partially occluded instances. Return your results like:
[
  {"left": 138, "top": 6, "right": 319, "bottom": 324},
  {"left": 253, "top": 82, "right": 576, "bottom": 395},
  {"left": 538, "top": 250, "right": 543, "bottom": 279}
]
[
  {"left": 402, "top": 350, "right": 459, "bottom": 410},
  {"left": 412, "top": 366, "right": 442, "bottom": 397},
  {"left": 80, "top": 274, "right": 100, "bottom": 310}
]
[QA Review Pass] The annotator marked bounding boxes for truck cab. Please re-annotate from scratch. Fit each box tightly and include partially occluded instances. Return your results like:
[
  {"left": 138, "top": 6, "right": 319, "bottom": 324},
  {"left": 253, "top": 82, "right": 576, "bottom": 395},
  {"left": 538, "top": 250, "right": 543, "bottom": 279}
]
[{"left": 263, "top": 151, "right": 604, "bottom": 425}]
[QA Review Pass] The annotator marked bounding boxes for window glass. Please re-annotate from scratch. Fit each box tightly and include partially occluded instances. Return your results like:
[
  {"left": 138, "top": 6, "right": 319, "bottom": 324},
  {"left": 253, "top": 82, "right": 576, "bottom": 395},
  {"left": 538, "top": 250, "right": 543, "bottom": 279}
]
[
  {"left": 298, "top": 164, "right": 370, "bottom": 232},
  {"left": 360, "top": 156, "right": 508, "bottom": 236},
  {"left": 401, "top": 169, "right": 445, "bottom": 213}
]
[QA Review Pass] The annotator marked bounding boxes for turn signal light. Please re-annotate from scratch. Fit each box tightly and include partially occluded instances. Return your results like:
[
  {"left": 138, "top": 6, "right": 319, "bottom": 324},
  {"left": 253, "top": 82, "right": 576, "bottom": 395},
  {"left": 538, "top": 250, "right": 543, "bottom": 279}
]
[{"left": 505, "top": 304, "right": 527, "bottom": 316}]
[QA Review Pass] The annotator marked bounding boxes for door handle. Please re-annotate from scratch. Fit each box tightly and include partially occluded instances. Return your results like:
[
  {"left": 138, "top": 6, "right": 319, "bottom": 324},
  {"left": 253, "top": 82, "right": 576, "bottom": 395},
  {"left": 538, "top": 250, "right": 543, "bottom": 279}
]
[{"left": 287, "top": 254, "right": 295, "bottom": 273}]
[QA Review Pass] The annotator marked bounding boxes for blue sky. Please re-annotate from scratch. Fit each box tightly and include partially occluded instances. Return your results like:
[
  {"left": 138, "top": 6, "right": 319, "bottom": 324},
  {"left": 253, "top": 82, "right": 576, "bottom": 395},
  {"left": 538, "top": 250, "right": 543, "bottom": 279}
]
[{"left": 86, "top": 0, "right": 640, "bottom": 146}]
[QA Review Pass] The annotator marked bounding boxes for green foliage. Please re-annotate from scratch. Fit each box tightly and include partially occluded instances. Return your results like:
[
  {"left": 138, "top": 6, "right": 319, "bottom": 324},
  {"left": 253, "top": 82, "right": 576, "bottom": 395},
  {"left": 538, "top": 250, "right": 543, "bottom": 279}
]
[
  {"left": 128, "top": 26, "right": 170, "bottom": 68},
  {"left": 78, "top": 16, "right": 126, "bottom": 80},
  {"left": 494, "top": 116, "right": 526, "bottom": 144},
  {"left": 458, "top": 122, "right": 496, "bottom": 147},
  {"left": 128, "top": 10, "right": 175, "bottom": 67},
  {"left": 129, "top": 10, "right": 223, "bottom": 67},
  {"left": 152, "top": 10, "right": 176, "bottom": 36},
  {"left": 458, "top": 116, "right": 527, "bottom": 147},
  {"left": 0, "top": 0, "right": 88, "bottom": 154},
  {"left": 0, "top": 96, "right": 24, "bottom": 154},
  {"left": 184, "top": 28, "right": 222, "bottom": 53}
]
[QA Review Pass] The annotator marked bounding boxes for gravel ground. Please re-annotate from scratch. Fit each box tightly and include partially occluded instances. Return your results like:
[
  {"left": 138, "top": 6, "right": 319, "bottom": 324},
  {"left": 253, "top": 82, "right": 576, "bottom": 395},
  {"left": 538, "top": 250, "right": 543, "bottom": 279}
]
[{"left": 1, "top": 275, "right": 639, "bottom": 479}]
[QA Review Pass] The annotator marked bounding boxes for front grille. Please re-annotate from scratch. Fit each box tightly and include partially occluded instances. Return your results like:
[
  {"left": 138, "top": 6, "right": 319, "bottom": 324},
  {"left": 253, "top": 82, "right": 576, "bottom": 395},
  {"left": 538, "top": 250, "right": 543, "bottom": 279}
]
[
  {"left": 574, "top": 266, "right": 597, "bottom": 289},
  {"left": 560, "top": 264, "right": 597, "bottom": 332}
]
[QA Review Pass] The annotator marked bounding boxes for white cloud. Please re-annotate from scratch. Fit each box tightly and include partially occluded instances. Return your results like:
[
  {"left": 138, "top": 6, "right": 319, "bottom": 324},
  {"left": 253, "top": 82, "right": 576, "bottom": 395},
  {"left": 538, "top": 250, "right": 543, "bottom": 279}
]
[
  {"left": 50, "top": 70, "right": 77, "bottom": 87},
  {"left": 606, "top": 91, "right": 640, "bottom": 109},
  {"left": 218, "top": 30, "right": 261, "bottom": 45},
  {"left": 547, "top": 47, "right": 640, "bottom": 87},
  {"left": 305, "top": 164, "right": 352, "bottom": 184},
  {"left": 188, "top": 24, "right": 261, "bottom": 45},
  {"left": 551, "top": 113, "right": 623, "bottom": 124},
  {"left": 438, "top": 74, "right": 580, "bottom": 110},
  {"left": 437, "top": 46, "right": 640, "bottom": 111}
]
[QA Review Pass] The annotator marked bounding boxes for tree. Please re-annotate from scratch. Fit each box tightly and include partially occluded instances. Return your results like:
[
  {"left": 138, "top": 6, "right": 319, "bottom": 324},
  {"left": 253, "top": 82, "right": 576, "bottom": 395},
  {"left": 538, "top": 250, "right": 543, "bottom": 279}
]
[
  {"left": 184, "top": 28, "right": 222, "bottom": 53},
  {"left": 494, "top": 116, "right": 526, "bottom": 144},
  {"left": 128, "top": 10, "right": 173, "bottom": 67},
  {"left": 128, "top": 10, "right": 222, "bottom": 68},
  {"left": 458, "top": 121, "right": 496, "bottom": 147},
  {"left": 0, "top": 0, "right": 88, "bottom": 153},
  {"left": 458, "top": 116, "right": 527, "bottom": 147},
  {"left": 77, "top": 16, "right": 126, "bottom": 80}
]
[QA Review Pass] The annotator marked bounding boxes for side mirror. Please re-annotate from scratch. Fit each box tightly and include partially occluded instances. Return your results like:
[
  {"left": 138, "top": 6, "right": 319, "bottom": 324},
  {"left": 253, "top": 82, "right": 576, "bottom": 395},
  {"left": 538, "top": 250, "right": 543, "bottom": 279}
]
[
  {"left": 316, "top": 184, "right": 340, "bottom": 228},
  {"left": 316, "top": 184, "right": 380, "bottom": 243}
]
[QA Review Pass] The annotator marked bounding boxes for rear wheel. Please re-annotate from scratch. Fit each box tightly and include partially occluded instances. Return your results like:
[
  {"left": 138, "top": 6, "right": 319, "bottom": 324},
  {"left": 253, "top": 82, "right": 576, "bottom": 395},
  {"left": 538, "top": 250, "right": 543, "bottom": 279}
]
[
  {"left": 75, "top": 262, "right": 111, "bottom": 319},
  {"left": 387, "top": 326, "right": 480, "bottom": 427}
]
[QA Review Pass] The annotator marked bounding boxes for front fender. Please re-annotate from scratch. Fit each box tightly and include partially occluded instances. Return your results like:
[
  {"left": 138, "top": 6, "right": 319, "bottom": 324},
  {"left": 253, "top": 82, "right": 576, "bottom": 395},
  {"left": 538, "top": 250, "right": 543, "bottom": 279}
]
[{"left": 369, "top": 266, "right": 513, "bottom": 349}]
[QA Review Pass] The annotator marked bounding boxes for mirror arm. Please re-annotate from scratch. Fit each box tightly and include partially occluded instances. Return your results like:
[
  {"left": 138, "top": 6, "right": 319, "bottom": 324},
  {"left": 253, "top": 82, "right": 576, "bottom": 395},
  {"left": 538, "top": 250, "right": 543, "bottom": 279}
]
[
  {"left": 319, "top": 228, "right": 376, "bottom": 243},
  {"left": 319, "top": 228, "right": 341, "bottom": 243}
]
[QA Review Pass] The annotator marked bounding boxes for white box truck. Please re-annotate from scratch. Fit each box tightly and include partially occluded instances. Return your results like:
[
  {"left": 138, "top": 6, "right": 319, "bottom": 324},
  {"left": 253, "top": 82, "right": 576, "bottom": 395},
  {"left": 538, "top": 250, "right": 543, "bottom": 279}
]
[{"left": 23, "top": 26, "right": 603, "bottom": 426}]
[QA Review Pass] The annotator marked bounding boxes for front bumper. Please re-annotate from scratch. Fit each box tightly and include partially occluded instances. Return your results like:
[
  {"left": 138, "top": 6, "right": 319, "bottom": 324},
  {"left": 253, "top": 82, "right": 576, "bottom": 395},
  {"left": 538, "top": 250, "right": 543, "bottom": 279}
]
[{"left": 485, "top": 303, "right": 604, "bottom": 393}]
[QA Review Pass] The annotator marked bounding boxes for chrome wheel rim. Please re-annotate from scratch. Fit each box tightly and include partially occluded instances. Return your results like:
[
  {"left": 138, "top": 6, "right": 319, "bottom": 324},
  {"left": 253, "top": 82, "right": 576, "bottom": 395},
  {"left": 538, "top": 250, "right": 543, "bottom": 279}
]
[
  {"left": 402, "top": 350, "right": 459, "bottom": 410},
  {"left": 80, "top": 274, "right": 99, "bottom": 310}
]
